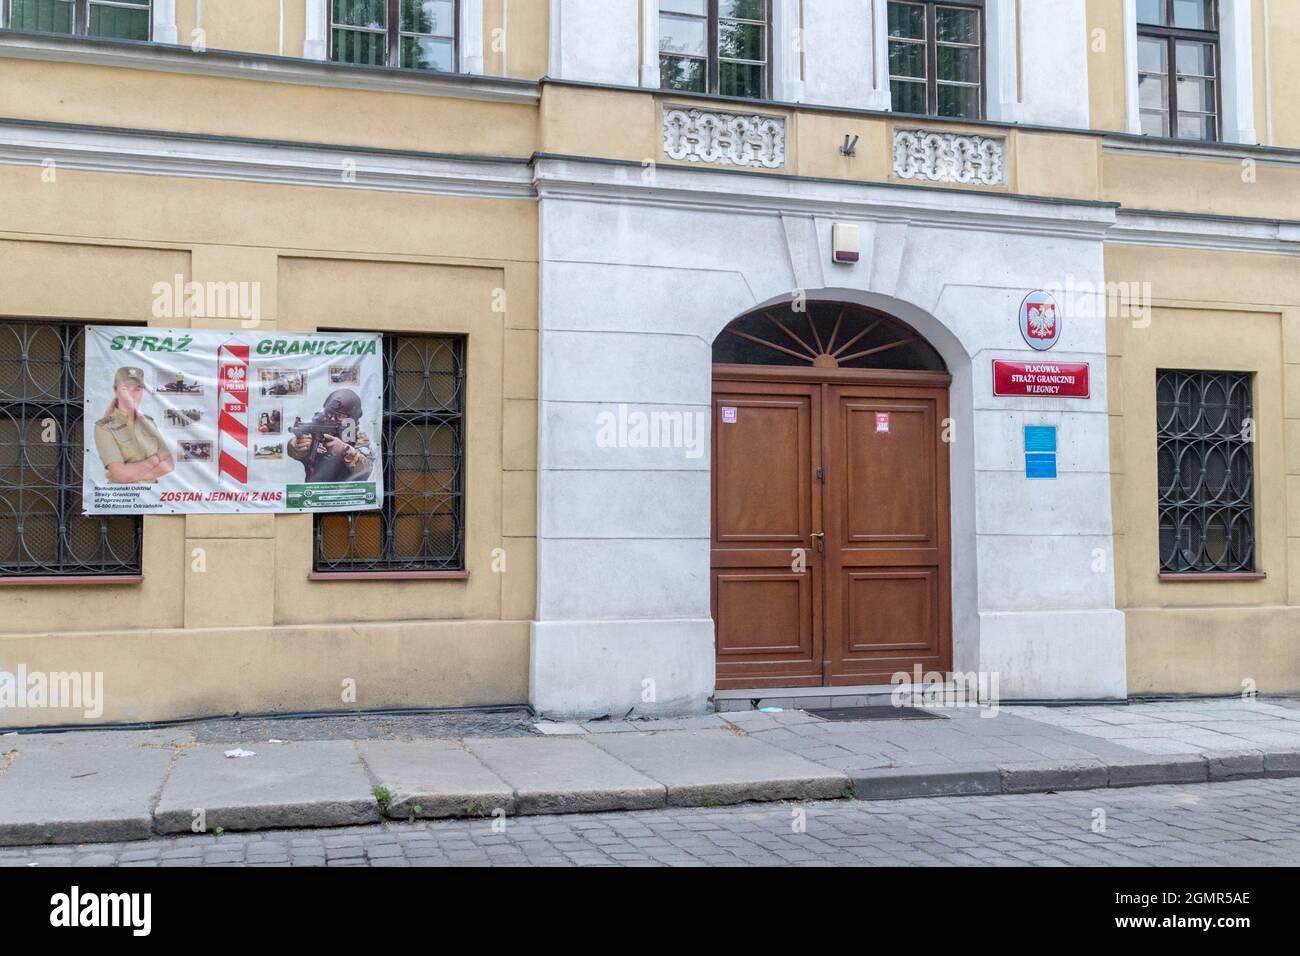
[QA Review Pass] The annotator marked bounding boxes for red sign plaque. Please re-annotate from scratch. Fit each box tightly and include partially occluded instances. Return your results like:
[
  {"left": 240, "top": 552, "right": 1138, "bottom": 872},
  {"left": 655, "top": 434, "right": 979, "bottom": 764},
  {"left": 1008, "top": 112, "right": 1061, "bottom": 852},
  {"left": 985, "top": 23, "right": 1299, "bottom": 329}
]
[{"left": 993, "top": 360, "right": 1090, "bottom": 398}]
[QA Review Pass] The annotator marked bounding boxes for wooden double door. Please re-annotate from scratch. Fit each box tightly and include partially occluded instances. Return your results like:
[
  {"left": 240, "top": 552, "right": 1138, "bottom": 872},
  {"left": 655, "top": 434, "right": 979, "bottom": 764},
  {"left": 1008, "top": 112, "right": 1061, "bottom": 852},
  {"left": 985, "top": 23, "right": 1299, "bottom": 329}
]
[{"left": 711, "top": 367, "right": 952, "bottom": 688}]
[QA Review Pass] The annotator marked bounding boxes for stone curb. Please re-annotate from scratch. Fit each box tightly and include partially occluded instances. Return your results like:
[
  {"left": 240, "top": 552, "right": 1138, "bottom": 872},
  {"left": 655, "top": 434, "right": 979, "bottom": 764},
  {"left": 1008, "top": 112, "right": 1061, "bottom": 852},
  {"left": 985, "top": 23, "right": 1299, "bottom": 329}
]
[
  {"left": 848, "top": 751, "right": 1298, "bottom": 802},
  {"left": 3, "top": 744, "right": 1300, "bottom": 846}
]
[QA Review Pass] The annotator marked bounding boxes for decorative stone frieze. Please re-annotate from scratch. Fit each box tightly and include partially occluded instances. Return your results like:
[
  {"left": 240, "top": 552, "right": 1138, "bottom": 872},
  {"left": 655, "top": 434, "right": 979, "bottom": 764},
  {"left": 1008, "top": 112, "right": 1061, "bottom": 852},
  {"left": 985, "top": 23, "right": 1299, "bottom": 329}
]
[
  {"left": 892, "top": 127, "right": 1007, "bottom": 186},
  {"left": 662, "top": 106, "right": 787, "bottom": 169}
]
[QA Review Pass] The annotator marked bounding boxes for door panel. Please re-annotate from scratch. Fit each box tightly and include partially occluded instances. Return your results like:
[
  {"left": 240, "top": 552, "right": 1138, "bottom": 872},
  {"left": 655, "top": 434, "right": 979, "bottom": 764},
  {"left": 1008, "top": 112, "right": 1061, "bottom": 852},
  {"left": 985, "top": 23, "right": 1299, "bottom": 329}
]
[
  {"left": 711, "top": 385, "right": 823, "bottom": 687},
  {"left": 824, "top": 385, "right": 951, "bottom": 684},
  {"left": 711, "top": 373, "right": 951, "bottom": 689}
]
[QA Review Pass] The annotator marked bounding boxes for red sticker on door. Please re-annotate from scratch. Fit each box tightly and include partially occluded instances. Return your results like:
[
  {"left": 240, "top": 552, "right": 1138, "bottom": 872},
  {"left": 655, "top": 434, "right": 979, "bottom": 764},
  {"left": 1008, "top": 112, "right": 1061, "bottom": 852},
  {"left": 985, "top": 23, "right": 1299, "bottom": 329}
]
[
  {"left": 721, "top": 406, "right": 738, "bottom": 424},
  {"left": 876, "top": 412, "right": 890, "bottom": 433}
]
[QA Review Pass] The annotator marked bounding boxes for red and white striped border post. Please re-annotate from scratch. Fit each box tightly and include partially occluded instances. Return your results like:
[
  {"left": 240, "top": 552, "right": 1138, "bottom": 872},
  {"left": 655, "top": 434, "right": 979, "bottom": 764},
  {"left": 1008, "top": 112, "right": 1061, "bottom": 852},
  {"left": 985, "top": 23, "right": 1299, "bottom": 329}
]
[{"left": 218, "top": 344, "right": 250, "bottom": 484}]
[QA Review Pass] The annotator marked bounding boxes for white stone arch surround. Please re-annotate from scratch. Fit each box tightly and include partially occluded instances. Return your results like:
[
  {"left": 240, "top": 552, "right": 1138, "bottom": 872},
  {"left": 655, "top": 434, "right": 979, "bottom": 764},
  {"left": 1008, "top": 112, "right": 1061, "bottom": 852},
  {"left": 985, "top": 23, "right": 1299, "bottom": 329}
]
[
  {"left": 531, "top": 157, "right": 1127, "bottom": 718},
  {"left": 734, "top": 288, "right": 980, "bottom": 679}
]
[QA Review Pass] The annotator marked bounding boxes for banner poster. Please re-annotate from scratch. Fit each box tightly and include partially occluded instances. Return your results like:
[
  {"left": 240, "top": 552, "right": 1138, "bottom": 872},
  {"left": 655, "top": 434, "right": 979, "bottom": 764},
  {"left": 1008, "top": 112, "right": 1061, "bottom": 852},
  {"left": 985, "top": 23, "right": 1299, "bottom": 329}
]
[{"left": 83, "top": 327, "right": 384, "bottom": 514}]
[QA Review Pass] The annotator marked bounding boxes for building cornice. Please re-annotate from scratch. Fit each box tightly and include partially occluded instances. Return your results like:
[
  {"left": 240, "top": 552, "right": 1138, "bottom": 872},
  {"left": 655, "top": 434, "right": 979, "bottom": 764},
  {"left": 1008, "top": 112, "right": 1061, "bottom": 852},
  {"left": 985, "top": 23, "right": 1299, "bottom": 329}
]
[
  {"left": 0, "top": 118, "right": 536, "bottom": 201},
  {"left": 1111, "top": 208, "right": 1300, "bottom": 256},
  {"left": 1103, "top": 134, "right": 1300, "bottom": 167},
  {"left": 0, "top": 30, "right": 540, "bottom": 105}
]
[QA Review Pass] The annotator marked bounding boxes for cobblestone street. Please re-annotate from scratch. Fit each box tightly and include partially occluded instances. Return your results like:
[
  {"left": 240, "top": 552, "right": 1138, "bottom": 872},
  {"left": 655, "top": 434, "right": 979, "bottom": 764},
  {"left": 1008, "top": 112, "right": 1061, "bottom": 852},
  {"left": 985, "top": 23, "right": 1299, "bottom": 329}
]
[{"left": 4, "top": 778, "right": 1297, "bottom": 868}]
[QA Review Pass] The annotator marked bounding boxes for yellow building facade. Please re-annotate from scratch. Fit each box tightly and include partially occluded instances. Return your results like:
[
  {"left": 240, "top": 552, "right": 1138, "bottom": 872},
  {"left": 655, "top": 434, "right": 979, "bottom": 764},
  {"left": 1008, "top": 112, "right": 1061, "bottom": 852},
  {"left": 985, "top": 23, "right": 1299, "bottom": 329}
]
[{"left": 0, "top": 1, "right": 1295, "bottom": 726}]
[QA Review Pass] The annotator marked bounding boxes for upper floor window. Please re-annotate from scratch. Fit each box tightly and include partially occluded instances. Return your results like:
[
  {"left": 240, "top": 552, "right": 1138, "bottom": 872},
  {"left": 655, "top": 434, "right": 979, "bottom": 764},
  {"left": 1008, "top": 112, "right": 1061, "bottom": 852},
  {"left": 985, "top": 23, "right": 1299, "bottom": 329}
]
[
  {"left": 887, "top": 1, "right": 983, "bottom": 119},
  {"left": 660, "top": 0, "right": 770, "bottom": 100},
  {"left": 4, "top": 0, "right": 151, "bottom": 40},
  {"left": 331, "top": 0, "right": 457, "bottom": 72},
  {"left": 1137, "top": 0, "right": 1219, "bottom": 140}
]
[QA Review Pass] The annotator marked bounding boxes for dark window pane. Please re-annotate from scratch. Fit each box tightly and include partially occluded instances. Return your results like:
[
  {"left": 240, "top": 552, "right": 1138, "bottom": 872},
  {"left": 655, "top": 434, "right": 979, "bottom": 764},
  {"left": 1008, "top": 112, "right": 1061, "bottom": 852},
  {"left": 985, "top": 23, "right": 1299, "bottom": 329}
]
[
  {"left": 401, "top": 34, "right": 453, "bottom": 70},
  {"left": 401, "top": 0, "right": 454, "bottom": 36},
  {"left": 719, "top": 60, "right": 765, "bottom": 98},
  {"left": 1172, "top": 0, "right": 1213, "bottom": 29},
  {"left": 937, "top": 82, "right": 979, "bottom": 118},
  {"left": 334, "top": 0, "right": 386, "bottom": 28},
  {"left": 10, "top": 0, "right": 74, "bottom": 34},
  {"left": 1136, "top": 0, "right": 1166, "bottom": 25},
  {"left": 1139, "top": 73, "right": 1168, "bottom": 109},
  {"left": 1176, "top": 111, "right": 1216, "bottom": 140},
  {"left": 1176, "top": 40, "right": 1215, "bottom": 77},
  {"left": 720, "top": 0, "right": 765, "bottom": 20},
  {"left": 660, "top": 54, "right": 706, "bottom": 91},
  {"left": 661, "top": 0, "right": 706, "bottom": 13},
  {"left": 888, "top": 1, "right": 925, "bottom": 39},
  {"left": 1138, "top": 36, "right": 1167, "bottom": 73},
  {"left": 937, "top": 43, "right": 978, "bottom": 83},
  {"left": 890, "top": 78, "right": 927, "bottom": 114},
  {"left": 935, "top": 6, "right": 978, "bottom": 44},
  {"left": 719, "top": 21, "right": 764, "bottom": 62},
  {"left": 660, "top": 14, "right": 707, "bottom": 56},
  {"left": 89, "top": 2, "right": 150, "bottom": 41},
  {"left": 1177, "top": 76, "right": 1214, "bottom": 112},
  {"left": 332, "top": 27, "right": 387, "bottom": 65},
  {"left": 889, "top": 39, "right": 926, "bottom": 79}
]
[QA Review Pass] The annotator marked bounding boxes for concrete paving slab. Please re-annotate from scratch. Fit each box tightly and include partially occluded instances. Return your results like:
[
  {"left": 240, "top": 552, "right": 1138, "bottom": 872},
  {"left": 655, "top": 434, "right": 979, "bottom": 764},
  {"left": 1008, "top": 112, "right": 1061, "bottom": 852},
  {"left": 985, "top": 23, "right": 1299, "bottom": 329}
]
[
  {"left": 154, "top": 741, "right": 380, "bottom": 834},
  {"left": 590, "top": 729, "right": 849, "bottom": 806},
  {"left": 533, "top": 722, "right": 587, "bottom": 736},
  {"left": 466, "top": 737, "right": 665, "bottom": 814},
  {"left": 0, "top": 739, "right": 173, "bottom": 846},
  {"left": 357, "top": 740, "right": 514, "bottom": 819}
]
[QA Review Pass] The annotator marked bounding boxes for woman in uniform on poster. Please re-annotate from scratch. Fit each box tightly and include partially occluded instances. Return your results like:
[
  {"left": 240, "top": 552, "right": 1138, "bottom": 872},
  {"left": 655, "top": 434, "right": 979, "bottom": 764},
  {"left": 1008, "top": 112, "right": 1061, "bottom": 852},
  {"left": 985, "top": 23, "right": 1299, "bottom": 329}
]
[{"left": 93, "top": 366, "right": 176, "bottom": 484}]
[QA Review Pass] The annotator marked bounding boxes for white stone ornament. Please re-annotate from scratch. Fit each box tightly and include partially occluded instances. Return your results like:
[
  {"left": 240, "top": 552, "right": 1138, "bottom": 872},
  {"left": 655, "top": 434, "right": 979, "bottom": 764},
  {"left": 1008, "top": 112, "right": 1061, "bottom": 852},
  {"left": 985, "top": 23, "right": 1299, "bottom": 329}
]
[
  {"left": 892, "top": 128, "right": 1007, "bottom": 186},
  {"left": 663, "top": 106, "right": 787, "bottom": 169}
]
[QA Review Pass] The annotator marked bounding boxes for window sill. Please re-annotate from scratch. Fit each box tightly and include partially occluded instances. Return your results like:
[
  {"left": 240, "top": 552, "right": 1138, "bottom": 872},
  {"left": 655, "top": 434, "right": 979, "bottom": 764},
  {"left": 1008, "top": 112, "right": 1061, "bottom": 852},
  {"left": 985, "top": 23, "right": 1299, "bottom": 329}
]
[
  {"left": 0, "top": 575, "right": 143, "bottom": 587},
  {"left": 1158, "top": 572, "right": 1267, "bottom": 582},
  {"left": 309, "top": 571, "right": 469, "bottom": 582}
]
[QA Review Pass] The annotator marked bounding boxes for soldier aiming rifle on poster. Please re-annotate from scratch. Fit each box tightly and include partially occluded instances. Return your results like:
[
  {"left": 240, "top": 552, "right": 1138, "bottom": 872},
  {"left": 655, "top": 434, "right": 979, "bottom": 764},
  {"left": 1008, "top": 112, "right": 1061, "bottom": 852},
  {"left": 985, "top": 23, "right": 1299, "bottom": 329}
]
[{"left": 288, "top": 388, "right": 374, "bottom": 483}]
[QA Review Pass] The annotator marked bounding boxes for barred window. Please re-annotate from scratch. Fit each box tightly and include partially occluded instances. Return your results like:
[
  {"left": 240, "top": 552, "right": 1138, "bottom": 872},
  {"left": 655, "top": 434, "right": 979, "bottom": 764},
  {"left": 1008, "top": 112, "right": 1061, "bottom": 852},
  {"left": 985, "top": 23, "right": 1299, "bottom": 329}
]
[
  {"left": 1157, "top": 369, "right": 1254, "bottom": 574},
  {"left": 315, "top": 334, "right": 465, "bottom": 573},
  {"left": 4, "top": 0, "right": 152, "bottom": 40},
  {"left": 0, "top": 321, "right": 142, "bottom": 578},
  {"left": 331, "top": 0, "right": 458, "bottom": 72}
]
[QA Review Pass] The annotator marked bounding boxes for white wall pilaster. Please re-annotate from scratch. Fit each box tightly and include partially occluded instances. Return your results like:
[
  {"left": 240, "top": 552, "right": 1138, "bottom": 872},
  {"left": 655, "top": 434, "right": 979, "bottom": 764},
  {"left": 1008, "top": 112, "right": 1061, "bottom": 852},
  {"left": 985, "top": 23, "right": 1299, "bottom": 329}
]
[
  {"left": 771, "top": 0, "right": 803, "bottom": 103},
  {"left": 1123, "top": 0, "right": 1142, "bottom": 133},
  {"left": 460, "top": 0, "right": 485, "bottom": 74},
  {"left": 304, "top": 0, "right": 327, "bottom": 60},
  {"left": 640, "top": 0, "right": 660, "bottom": 87},
  {"left": 867, "top": 0, "right": 892, "bottom": 110},
  {"left": 151, "top": 0, "right": 178, "bottom": 44},
  {"left": 1220, "top": 0, "right": 1257, "bottom": 144},
  {"left": 985, "top": 0, "right": 1020, "bottom": 123}
]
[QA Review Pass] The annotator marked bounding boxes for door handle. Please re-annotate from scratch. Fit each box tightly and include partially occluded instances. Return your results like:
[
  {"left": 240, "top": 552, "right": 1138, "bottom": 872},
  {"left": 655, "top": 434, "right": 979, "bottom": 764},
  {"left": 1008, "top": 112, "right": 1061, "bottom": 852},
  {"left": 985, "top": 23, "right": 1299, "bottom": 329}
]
[{"left": 811, "top": 531, "right": 825, "bottom": 554}]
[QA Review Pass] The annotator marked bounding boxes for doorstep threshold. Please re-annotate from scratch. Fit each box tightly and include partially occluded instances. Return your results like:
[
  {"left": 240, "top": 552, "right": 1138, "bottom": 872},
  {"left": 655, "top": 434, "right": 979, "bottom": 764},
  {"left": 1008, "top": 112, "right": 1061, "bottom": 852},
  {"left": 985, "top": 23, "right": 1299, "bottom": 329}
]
[{"left": 714, "top": 682, "right": 955, "bottom": 700}]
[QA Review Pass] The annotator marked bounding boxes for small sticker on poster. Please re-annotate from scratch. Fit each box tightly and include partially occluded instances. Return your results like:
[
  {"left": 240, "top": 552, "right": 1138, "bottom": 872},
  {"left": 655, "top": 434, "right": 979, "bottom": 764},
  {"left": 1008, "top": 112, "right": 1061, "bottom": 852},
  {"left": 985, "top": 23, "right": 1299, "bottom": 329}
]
[
  {"left": 721, "top": 406, "right": 738, "bottom": 424},
  {"left": 876, "top": 412, "right": 890, "bottom": 433}
]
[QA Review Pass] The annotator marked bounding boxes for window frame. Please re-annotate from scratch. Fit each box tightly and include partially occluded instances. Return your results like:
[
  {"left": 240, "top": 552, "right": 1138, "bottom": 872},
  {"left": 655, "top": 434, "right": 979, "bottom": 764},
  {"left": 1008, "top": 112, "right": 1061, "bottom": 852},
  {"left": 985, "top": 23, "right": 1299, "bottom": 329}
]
[
  {"left": 328, "top": 0, "right": 461, "bottom": 73},
  {"left": 311, "top": 331, "right": 467, "bottom": 577},
  {"left": 1155, "top": 368, "right": 1257, "bottom": 578},
  {"left": 0, "top": 319, "right": 144, "bottom": 583},
  {"left": 2, "top": 0, "right": 154, "bottom": 40},
  {"left": 1136, "top": 0, "right": 1221, "bottom": 142},
  {"left": 659, "top": 0, "right": 773, "bottom": 101},
  {"left": 887, "top": 0, "right": 986, "bottom": 120}
]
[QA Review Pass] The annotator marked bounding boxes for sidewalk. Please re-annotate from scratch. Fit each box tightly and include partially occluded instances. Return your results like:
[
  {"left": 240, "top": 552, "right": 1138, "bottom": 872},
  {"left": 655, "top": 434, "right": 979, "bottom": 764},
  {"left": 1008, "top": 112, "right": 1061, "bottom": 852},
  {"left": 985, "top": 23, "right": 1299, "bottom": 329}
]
[{"left": 2, "top": 698, "right": 1299, "bottom": 847}]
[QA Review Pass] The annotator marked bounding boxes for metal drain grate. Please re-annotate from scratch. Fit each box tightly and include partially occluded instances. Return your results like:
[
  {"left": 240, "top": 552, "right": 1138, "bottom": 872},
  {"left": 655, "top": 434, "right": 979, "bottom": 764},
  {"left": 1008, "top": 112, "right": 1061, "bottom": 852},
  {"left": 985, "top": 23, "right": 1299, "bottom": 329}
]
[{"left": 805, "top": 705, "right": 946, "bottom": 722}]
